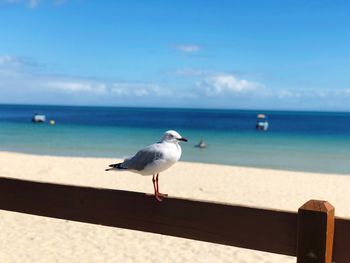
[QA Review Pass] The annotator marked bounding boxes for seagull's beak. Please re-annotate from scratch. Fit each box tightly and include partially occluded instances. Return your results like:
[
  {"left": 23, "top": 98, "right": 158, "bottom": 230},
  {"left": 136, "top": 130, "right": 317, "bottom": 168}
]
[{"left": 177, "top": 137, "right": 188, "bottom": 142}]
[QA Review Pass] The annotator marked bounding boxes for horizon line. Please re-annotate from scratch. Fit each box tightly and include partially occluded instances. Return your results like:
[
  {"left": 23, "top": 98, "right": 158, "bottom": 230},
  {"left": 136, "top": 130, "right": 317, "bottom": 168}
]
[{"left": 1, "top": 102, "right": 350, "bottom": 114}]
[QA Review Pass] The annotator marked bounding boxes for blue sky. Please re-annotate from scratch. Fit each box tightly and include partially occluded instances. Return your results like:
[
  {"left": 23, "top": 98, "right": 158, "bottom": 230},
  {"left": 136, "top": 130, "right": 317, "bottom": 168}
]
[{"left": 0, "top": 0, "right": 350, "bottom": 110}]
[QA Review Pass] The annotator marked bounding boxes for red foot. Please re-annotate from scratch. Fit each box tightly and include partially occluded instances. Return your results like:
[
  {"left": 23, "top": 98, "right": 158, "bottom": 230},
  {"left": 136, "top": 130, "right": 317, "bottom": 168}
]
[
  {"left": 155, "top": 193, "right": 163, "bottom": 202},
  {"left": 154, "top": 192, "right": 168, "bottom": 202}
]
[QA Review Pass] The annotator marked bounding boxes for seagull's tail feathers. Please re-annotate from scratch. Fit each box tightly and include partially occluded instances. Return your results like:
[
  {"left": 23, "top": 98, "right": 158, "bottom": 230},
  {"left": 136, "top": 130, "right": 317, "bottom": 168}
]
[{"left": 105, "top": 163, "right": 128, "bottom": 172}]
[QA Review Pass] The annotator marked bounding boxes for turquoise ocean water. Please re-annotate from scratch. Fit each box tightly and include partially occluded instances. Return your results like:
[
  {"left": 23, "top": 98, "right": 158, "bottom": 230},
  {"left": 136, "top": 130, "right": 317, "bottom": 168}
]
[{"left": 0, "top": 104, "right": 350, "bottom": 174}]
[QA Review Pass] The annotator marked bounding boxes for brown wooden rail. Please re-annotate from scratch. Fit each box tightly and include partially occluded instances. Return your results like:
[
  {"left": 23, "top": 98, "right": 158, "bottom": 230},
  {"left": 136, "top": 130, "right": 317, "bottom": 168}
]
[{"left": 0, "top": 177, "right": 349, "bottom": 262}]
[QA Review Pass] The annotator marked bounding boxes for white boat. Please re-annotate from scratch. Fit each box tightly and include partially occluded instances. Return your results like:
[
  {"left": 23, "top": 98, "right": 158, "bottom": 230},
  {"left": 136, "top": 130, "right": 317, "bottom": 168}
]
[
  {"left": 195, "top": 139, "right": 207, "bottom": 149},
  {"left": 32, "top": 114, "right": 46, "bottom": 123},
  {"left": 256, "top": 114, "right": 269, "bottom": 131}
]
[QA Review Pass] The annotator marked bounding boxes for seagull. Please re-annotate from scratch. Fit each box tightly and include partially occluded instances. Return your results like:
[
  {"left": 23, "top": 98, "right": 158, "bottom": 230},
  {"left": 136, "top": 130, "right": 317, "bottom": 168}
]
[{"left": 106, "top": 130, "right": 187, "bottom": 201}]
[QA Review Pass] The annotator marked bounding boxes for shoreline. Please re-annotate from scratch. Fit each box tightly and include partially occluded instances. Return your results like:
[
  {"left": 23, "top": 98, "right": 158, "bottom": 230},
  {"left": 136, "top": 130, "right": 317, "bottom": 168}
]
[
  {"left": 1, "top": 150, "right": 349, "bottom": 263},
  {"left": 1, "top": 148, "right": 349, "bottom": 177}
]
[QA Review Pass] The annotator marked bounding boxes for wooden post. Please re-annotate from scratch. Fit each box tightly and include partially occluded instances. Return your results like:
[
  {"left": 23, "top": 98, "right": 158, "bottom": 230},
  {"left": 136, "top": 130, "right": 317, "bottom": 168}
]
[{"left": 297, "top": 200, "right": 335, "bottom": 263}]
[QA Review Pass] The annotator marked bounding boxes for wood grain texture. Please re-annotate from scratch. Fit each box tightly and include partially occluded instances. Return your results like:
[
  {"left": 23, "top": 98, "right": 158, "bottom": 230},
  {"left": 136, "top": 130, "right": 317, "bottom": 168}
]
[
  {"left": 297, "top": 200, "right": 335, "bottom": 263},
  {"left": 0, "top": 177, "right": 297, "bottom": 256},
  {"left": 1, "top": 177, "right": 349, "bottom": 261},
  {"left": 333, "top": 217, "right": 350, "bottom": 262}
]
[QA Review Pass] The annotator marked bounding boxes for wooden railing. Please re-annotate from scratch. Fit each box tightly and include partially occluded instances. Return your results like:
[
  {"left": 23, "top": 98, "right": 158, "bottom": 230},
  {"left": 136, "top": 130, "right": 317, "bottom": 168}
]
[{"left": 0, "top": 177, "right": 349, "bottom": 262}]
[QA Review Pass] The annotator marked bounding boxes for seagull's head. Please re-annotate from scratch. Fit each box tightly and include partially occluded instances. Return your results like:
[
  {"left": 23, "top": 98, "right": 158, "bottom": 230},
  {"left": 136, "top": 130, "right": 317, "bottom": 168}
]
[{"left": 161, "top": 130, "right": 188, "bottom": 143}]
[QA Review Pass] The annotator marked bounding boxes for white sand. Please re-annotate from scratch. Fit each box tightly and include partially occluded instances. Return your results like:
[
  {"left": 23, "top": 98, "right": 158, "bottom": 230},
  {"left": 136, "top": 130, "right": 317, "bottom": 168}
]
[{"left": 0, "top": 151, "right": 349, "bottom": 263}]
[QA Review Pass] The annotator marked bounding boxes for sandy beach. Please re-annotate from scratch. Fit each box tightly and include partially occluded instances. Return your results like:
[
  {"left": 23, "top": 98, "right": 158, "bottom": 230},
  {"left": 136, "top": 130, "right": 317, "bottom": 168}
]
[{"left": 0, "top": 151, "right": 349, "bottom": 263}]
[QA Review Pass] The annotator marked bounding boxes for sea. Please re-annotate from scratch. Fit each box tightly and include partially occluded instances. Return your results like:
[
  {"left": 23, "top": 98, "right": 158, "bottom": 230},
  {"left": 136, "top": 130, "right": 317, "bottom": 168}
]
[{"left": 1, "top": 104, "right": 350, "bottom": 175}]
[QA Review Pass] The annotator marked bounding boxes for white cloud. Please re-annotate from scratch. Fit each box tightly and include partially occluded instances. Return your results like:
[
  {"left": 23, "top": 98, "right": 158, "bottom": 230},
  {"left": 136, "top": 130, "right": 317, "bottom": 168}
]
[
  {"left": 0, "top": 55, "right": 29, "bottom": 77},
  {"left": 175, "top": 68, "right": 207, "bottom": 76},
  {"left": 28, "top": 0, "right": 39, "bottom": 8},
  {"left": 53, "top": 0, "right": 65, "bottom": 5},
  {"left": 316, "top": 91, "right": 327, "bottom": 97},
  {"left": 196, "top": 73, "right": 262, "bottom": 96},
  {"left": 0, "top": 55, "right": 21, "bottom": 66},
  {"left": 277, "top": 89, "right": 301, "bottom": 98},
  {"left": 344, "top": 89, "right": 350, "bottom": 96},
  {"left": 0, "top": 0, "right": 52, "bottom": 8},
  {"left": 173, "top": 44, "right": 201, "bottom": 53},
  {"left": 111, "top": 83, "right": 171, "bottom": 97},
  {"left": 0, "top": 0, "right": 21, "bottom": 4},
  {"left": 0, "top": 55, "right": 13, "bottom": 65},
  {"left": 46, "top": 81, "right": 107, "bottom": 95},
  {"left": 2, "top": 54, "right": 350, "bottom": 110},
  {"left": 275, "top": 89, "right": 346, "bottom": 99}
]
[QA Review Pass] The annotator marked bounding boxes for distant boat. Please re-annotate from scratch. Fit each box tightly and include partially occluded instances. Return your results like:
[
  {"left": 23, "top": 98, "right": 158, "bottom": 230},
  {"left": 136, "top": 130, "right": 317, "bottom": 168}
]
[
  {"left": 32, "top": 113, "right": 46, "bottom": 123},
  {"left": 195, "top": 139, "right": 207, "bottom": 149},
  {"left": 256, "top": 114, "right": 269, "bottom": 131}
]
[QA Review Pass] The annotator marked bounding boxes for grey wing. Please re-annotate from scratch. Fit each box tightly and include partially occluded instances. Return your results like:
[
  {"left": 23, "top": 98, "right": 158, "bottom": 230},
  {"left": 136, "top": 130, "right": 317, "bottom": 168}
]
[{"left": 122, "top": 146, "right": 164, "bottom": 171}]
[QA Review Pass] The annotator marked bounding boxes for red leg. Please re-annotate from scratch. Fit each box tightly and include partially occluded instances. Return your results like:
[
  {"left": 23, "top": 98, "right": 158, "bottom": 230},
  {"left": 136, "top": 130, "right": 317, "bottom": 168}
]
[
  {"left": 156, "top": 173, "right": 168, "bottom": 198},
  {"left": 152, "top": 174, "right": 158, "bottom": 194},
  {"left": 152, "top": 174, "right": 163, "bottom": 202}
]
